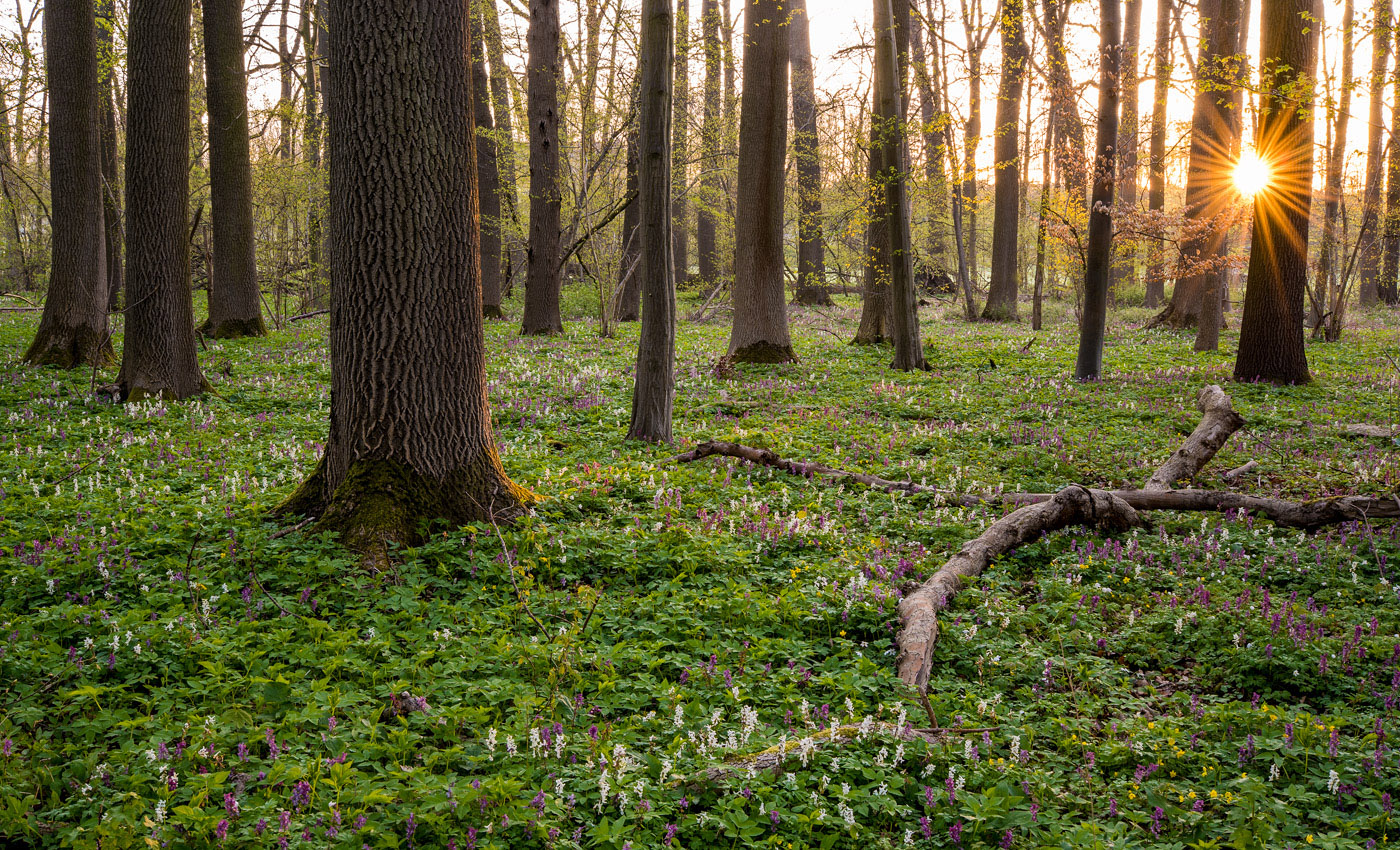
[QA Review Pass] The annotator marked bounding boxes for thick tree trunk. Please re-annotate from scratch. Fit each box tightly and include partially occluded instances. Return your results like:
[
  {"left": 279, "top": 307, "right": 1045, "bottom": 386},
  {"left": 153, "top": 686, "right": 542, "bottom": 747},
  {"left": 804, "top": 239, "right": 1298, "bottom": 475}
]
[
  {"left": 875, "top": 0, "right": 924, "bottom": 370},
  {"left": 120, "top": 0, "right": 204, "bottom": 400},
  {"left": 201, "top": 0, "right": 266, "bottom": 339},
  {"left": 696, "top": 0, "right": 721, "bottom": 284},
  {"left": 1359, "top": 0, "right": 1390, "bottom": 306},
  {"left": 789, "top": 0, "right": 830, "bottom": 306},
  {"left": 628, "top": 0, "right": 677, "bottom": 442},
  {"left": 1112, "top": 0, "right": 1142, "bottom": 299},
  {"left": 280, "top": 0, "right": 532, "bottom": 553},
  {"left": 1144, "top": 0, "right": 1172, "bottom": 307},
  {"left": 26, "top": 0, "right": 112, "bottom": 369},
  {"left": 727, "top": 0, "right": 794, "bottom": 363},
  {"left": 671, "top": 0, "right": 689, "bottom": 285},
  {"left": 1154, "top": 0, "right": 1244, "bottom": 333},
  {"left": 522, "top": 0, "right": 564, "bottom": 334},
  {"left": 981, "top": 0, "right": 1026, "bottom": 321},
  {"left": 96, "top": 0, "right": 122, "bottom": 311},
  {"left": 1074, "top": 0, "right": 1119, "bottom": 380},
  {"left": 1234, "top": 0, "right": 1317, "bottom": 384},
  {"left": 470, "top": 7, "right": 506, "bottom": 319}
]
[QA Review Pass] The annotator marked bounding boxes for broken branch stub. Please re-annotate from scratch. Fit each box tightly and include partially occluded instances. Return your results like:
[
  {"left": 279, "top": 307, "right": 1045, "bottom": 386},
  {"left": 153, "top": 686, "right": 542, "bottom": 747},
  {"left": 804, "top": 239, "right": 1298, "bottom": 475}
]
[{"left": 1143, "top": 384, "right": 1245, "bottom": 491}]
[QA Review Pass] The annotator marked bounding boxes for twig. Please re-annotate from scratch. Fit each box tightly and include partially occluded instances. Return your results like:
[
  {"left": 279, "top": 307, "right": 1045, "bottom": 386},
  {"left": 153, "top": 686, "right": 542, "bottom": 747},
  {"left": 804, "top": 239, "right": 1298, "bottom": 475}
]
[
  {"left": 269, "top": 517, "right": 315, "bottom": 540},
  {"left": 247, "top": 556, "right": 295, "bottom": 618},
  {"left": 488, "top": 516, "right": 551, "bottom": 642},
  {"left": 289, "top": 308, "right": 329, "bottom": 322}
]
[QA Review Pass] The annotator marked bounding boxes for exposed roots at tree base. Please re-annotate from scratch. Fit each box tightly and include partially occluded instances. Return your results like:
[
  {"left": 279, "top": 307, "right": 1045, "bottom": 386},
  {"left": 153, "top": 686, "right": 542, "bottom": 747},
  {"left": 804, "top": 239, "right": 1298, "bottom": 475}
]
[
  {"left": 482, "top": 304, "right": 507, "bottom": 320},
  {"left": 730, "top": 341, "right": 797, "bottom": 363},
  {"left": 23, "top": 325, "right": 114, "bottom": 370},
  {"left": 200, "top": 317, "right": 268, "bottom": 339},
  {"left": 276, "top": 456, "right": 535, "bottom": 558}
]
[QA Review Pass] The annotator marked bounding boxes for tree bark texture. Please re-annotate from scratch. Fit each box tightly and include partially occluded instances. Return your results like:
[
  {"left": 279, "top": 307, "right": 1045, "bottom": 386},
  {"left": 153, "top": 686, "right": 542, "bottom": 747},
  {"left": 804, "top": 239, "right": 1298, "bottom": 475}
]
[
  {"left": 672, "top": 0, "right": 690, "bottom": 284},
  {"left": 1359, "top": 0, "right": 1390, "bottom": 306},
  {"left": 1044, "top": 0, "right": 1088, "bottom": 209},
  {"left": 1234, "top": 0, "right": 1317, "bottom": 385},
  {"left": 981, "top": 0, "right": 1026, "bottom": 321},
  {"left": 1074, "top": 0, "right": 1119, "bottom": 381},
  {"left": 727, "top": 0, "right": 794, "bottom": 363},
  {"left": 628, "top": 0, "right": 677, "bottom": 442},
  {"left": 1318, "top": 0, "right": 1354, "bottom": 333},
  {"left": 617, "top": 110, "right": 643, "bottom": 322},
  {"left": 120, "top": 0, "right": 206, "bottom": 401},
  {"left": 912, "top": 12, "right": 949, "bottom": 272},
  {"left": 789, "top": 0, "right": 830, "bottom": 306},
  {"left": 201, "top": 0, "right": 267, "bottom": 339},
  {"left": 97, "top": 0, "right": 123, "bottom": 311},
  {"left": 1143, "top": 385, "right": 1245, "bottom": 490},
  {"left": 523, "top": 0, "right": 564, "bottom": 334},
  {"left": 697, "top": 0, "right": 722, "bottom": 283},
  {"left": 1112, "top": 0, "right": 1142, "bottom": 298},
  {"left": 1381, "top": 22, "right": 1400, "bottom": 307},
  {"left": 470, "top": 7, "right": 506, "bottom": 319},
  {"left": 27, "top": 0, "right": 112, "bottom": 369},
  {"left": 480, "top": 0, "right": 523, "bottom": 291},
  {"left": 280, "top": 0, "right": 532, "bottom": 553},
  {"left": 1144, "top": 0, "right": 1172, "bottom": 307}
]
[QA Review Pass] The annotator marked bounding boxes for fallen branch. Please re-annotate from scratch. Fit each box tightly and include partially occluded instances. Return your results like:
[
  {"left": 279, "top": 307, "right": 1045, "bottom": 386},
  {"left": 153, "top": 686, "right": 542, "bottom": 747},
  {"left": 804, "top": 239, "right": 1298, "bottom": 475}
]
[
  {"left": 289, "top": 309, "right": 329, "bottom": 323},
  {"left": 896, "top": 486, "right": 1145, "bottom": 692},
  {"left": 1144, "top": 385, "right": 1245, "bottom": 490},
  {"left": 1343, "top": 424, "right": 1397, "bottom": 439},
  {"left": 1222, "top": 460, "right": 1258, "bottom": 481}
]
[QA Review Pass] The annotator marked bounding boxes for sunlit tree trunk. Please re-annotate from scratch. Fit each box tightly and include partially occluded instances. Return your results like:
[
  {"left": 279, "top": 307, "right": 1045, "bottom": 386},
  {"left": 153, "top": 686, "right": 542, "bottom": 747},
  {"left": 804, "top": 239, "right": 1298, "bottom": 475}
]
[
  {"left": 1317, "top": 0, "right": 1353, "bottom": 332},
  {"left": 912, "top": 8, "right": 949, "bottom": 272},
  {"left": 1044, "top": 0, "right": 1088, "bottom": 208},
  {"left": 875, "top": 0, "right": 924, "bottom": 368},
  {"left": 671, "top": 0, "right": 689, "bottom": 285},
  {"left": 1074, "top": 0, "right": 1119, "bottom": 379},
  {"left": 1112, "top": 0, "right": 1142, "bottom": 300},
  {"left": 1144, "top": 0, "right": 1172, "bottom": 307},
  {"left": 790, "top": 0, "right": 830, "bottom": 305},
  {"left": 982, "top": 0, "right": 1026, "bottom": 321},
  {"left": 1358, "top": 0, "right": 1390, "bottom": 306},
  {"left": 471, "top": 6, "right": 506, "bottom": 319},
  {"left": 1382, "top": 22, "right": 1400, "bottom": 307},
  {"left": 1234, "top": 0, "right": 1318, "bottom": 384}
]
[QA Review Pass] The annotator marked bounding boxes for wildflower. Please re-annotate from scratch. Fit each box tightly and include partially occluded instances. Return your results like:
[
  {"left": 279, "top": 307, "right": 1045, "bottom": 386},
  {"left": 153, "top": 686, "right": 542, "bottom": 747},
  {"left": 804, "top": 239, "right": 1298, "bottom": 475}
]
[
  {"left": 215, "top": 819, "right": 229, "bottom": 842},
  {"left": 949, "top": 820, "right": 963, "bottom": 846},
  {"left": 1, "top": 739, "right": 10, "bottom": 757}
]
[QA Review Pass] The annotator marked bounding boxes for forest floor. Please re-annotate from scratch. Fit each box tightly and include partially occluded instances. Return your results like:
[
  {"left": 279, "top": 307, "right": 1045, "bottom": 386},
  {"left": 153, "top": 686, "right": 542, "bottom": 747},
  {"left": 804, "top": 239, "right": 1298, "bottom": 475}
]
[{"left": 1, "top": 289, "right": 1398, "bottom": 849}]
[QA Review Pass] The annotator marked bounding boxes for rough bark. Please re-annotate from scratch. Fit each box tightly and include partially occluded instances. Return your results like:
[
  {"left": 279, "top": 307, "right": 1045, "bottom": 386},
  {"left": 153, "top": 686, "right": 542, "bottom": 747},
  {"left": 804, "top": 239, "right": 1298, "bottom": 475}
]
[
  {"left": 470, "top": 7, "right": 506, "bottom": 319},
  {"left": 1359, "top": 0, "right": 1390, "bottom": 306},
  {"left": 96, "top": 0, "right": 122, "bottom": 311},
  {"left": 854, "top": 119, "right": 893, "bottom": 344},
  {"left": 981, "top": 0, "right": 1026, "bottom": 321},
  {"left": 628, "top": 0, "right": 677, "bottom": 443},
  {"left": 875, "top": 0, "right": 925, "bottom": 370},
  {"left": 522, "top": 0, "right": 564, "bottom": 335},
  {"left": 1152, "top": 0, "right": 1244, "bottom": 332},
  {"left": 696, "top": 0, "right": 722, "bottom": 284},
  {"left": 1144, "top": 0, "right": 1172, "bottom": 307},
  {"left": 912, "top": 10, "right": 949, "bottom": 271},
  {"left": 26, "top": 0, "right": 112, "bottom": 369},
  {"left": 120, "top": 0, "right": 204, "bottom": 400},
  {"left": 1315, "top": 0, "right": 1353, "bottom": 332},
  {"left": 1381, "top": 22, "right": 1400, "bottom": 307},
  {"left": 1111, "top": 0, "right": 1142, "bottom": 299},
  {"left": 1043, "top": 0, "right": 1088, "bottom": 208},
  {"left": 480, "top": 0, "right": 522, "bottom": 291},
  {"left": 897, "top": 486, "right": 1145, "bottom": 691},
  {"left": 672, "top": 0, "right": 690, "bottom": 284},
  {"left": 617, "top": 110, "right": 643, "bottom": 322},
  {"left": 201, "top": 0, "right": 267, "bottom": 339},
  {"left": 1074, "top": 0, "right": 1119, "bottom": 381},
  {"left": 789, "top": 0, "right": 830, "bottom": 306},
  {"left": 0, "top": 85, "right": 30, "bottom": 294},
  {"left": 1234, "top": 0, "right": 1317, "bottom": 385},
  {"left": 727, "top": 0, "right": 794, "bottom": 363},
  {"left": 279, "top": 0, "right": 532, "bottom": 553},
  {"left": 1143, "top": 385, "right": 1246, "bottom": 490},
  {"left": 1031, "top": 112, "right": 1053, "bottom": 331}
]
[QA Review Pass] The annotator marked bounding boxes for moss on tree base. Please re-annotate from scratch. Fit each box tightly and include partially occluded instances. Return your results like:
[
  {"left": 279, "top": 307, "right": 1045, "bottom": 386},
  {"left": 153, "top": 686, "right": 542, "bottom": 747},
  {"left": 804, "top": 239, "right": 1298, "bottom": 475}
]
[
  {"left": 483, "top": 304, "right": 507, "bottom": 320},
  {"left": 201, "top": 317, "right": 268, "bottom": 339},
  {"left": 23, "top": 326, "right": 114, "bottom": 370},
  {"left": 730, "top": 341, "right": 797, "bottom": 364},
  {"left": 277, "top": 455, "right": 536, "bottom": 555}
]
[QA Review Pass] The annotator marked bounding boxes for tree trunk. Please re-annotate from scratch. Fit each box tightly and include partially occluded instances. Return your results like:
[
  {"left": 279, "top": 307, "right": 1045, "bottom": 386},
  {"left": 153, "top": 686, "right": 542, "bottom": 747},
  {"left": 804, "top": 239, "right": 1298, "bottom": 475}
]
[
  {"left": 1156, "top": 0, "right": 1244, "bottom": 333},
  {"left": 1144, "top": 0, "right": 1172, "bottom": 307},
  {"left": 1044, "top": 0, "right": 1088, "bottom": 208},
  {"left": 671, "top": 0, "right": 689, "bottom": 285},
  {"left": 1233, "top": 0, "right": 1317, "bottom": 385},
  {"left": 1382, "top": 22, "right": 1400, "bottom": 307},
  {"left": 201, "top": 0, "right": 266, "bottom": 339},
  {"left": 1073, "top": 0, "right": 1119, "bottom": 380},
  {"left": 26, "top": 0, "right": 112, "bottom": 369},
  {"left": 875, "top": 0, "right": 925, "bottom": 370},
  {"left": 1032, "top": 110, "right": 1054, "bottom": 330},
  {"left": 97, "top": 0, "right": 123, "bottom": 311},
  {"left": 961, "top": 42, "right": 981, "bottom": 288},
  {"left": 912, "top": 10, "right": 949, "bottom": 272},
  {"left": 279, "top": 0, "right": 532, "bottom": 553},
  {"left": 470, "top": 6, "right": 506, "bottom": 319},
  {"left": 696, "top": 0, "right": 721, "bottom": 284},
  {"left": 120, "top": 0, "right": 204, "bottom": 400},
  {"left": 981, "top": 0, "right": 1026, "bottom": 321},
  {"left": 1112, "top": 0, "right": 1142, "bottom": 299},
  {"left": 0, "top": 85, "right": 30, "bottom": 294},
  {"left": 522, "top": 0, "right": 564, "bottom": 335},
  {"left": 1359, "top": 0, "right": 1390, "bottom": 306},
  {"left": 789, "top": 0, "right": 830, "bottom": 306},
  {"left": 617, "top": 97, "right": 643, "bottom": 322},
  {"left": 726, "top": 0, "right": 793, "bottom": 363},
  {"left": 628, "top": 0, "right": 677, "bottom": 442},
  {"left": 480, "top": 0, "right": 522, "bottom": 292},
  {"left": 304, "top": 0, "right": 325, "bottom": 307},
  {"left": 1317, "top": 0, "right": 1354, "bottom": 331}
]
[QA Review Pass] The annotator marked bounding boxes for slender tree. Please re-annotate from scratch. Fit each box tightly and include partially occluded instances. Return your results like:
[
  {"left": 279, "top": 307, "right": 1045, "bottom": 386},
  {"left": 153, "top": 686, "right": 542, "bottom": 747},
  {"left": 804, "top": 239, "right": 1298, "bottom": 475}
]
[
  {"left": 280, "top": 0, "right": 532, "bottom": 552},
  {"left": 470, "top": 5, "right": 506, "bottom": 319},
  {"left": 697, "top": 0, "right": 722, "bottom": 284},
  {"left": 481, "top": 0, "right": 522, "bottom": 289},
  {"left": 522, "top": 0, "right": 564, "bottom": 334},
  {"left": 629, "top": 0, "right": 677, "bottom": 441},
  {"left": 1112, "top": 0, "right": 1142, "bottom": 298},
  {"left": 1358, "top": 0, "right": 1390, "bottom": 306},
  {"left": 96, "top": 0, "right": 122, "bottom": 310},
  {"left": 1317, "top": 0, "right": 1354, "bottom": 329},
  {"left": 727, "top": 0, "right": 794, "bottom": 363},
  {"left": 671, "top": 0, "right": 690, "bottom": 284},
  {"left": 1074, "top": 0, "right": 1120, "bottom": 380},
  {"left": 1044, "top": 0, "right": 1088, "bottom": 208},
  {"left": 1144, "top": 0, "right": 1172, "bottom": 306},
  {"left": 959, "top": 0, "right": 994, "bottom": 285},
  {"left": 201, "top": 0, "right": 266, "bottom": 338},
  {"left": 617, "top": 91, "right": 643, "bottom": 322},
  {"left": 981, "top": 0, "right": 1027, "bottom": 320},
  {"left": 789, "top": 0, "right": 830, "bottom": 305},
  {"left": 26, "top": 0, "right": 110, "bottom": 368},
  {"left": 1383, "top": 22, "right": 1400, "bottom": 307},
  {"left": 912, "top": 9, "right": 949, "bottom": 272},
  {"left": 1234, "top": 0, "right": 1318, "bottom": 384},
  {"left": 120, "top": 0, "right": 204, "bottom": 400}
]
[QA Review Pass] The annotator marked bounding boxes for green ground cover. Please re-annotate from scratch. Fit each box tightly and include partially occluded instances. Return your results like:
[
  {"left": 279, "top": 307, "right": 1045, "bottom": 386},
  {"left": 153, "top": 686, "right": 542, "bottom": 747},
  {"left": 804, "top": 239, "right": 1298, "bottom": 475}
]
[{"left": 1, "top": 293, "right": 1398, "bottom": 849}]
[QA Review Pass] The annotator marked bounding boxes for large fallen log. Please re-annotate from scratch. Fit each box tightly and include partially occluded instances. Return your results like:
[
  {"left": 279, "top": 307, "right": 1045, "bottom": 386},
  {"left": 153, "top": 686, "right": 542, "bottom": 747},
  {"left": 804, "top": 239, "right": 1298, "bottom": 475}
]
[
  {"left": 1144, "top": 385, "right": 1245, "bottom": 490},
  {"left": 895, "top": 486, "right": 1144, "bottom": 691}
]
